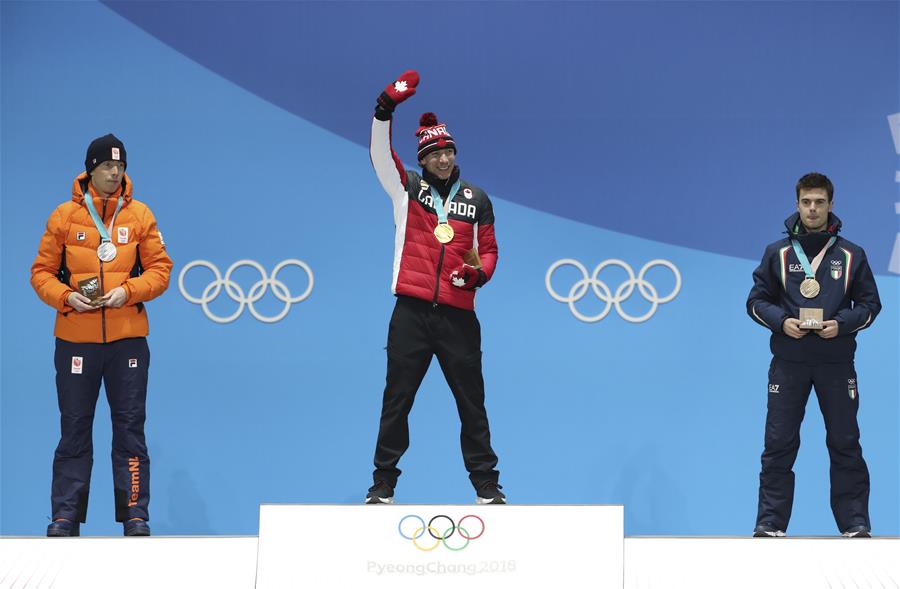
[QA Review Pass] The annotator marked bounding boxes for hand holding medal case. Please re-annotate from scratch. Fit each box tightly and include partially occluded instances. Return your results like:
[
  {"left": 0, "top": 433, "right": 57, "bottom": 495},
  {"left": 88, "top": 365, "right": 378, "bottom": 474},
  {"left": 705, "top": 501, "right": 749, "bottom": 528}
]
[
  {"left": 77, "top": 276, "right": 104, "bottom": 307},
  {"left": 463, "top": 248, "right": 482, "bottom": 269},
  {"left": 799, "top": 307, "right": 824, "bottom": 330}
]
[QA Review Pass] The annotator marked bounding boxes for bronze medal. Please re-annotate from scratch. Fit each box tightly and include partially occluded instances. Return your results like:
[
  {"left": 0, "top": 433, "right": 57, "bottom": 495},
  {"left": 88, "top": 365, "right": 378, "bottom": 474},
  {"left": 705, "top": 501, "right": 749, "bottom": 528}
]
[
  {"left": 799, "top": 278, "right": 820, "bottom": 299},
  {"left": 434, "top": 223, "right": 454, "bottom": 244}
]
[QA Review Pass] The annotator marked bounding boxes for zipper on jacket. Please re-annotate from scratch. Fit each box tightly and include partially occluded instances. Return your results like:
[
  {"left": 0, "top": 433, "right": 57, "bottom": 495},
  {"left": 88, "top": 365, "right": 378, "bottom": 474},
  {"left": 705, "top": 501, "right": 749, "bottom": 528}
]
[
  {"left": 99, "top": 197, "right": 108, "bottom": 343},
  {"left": 432, "top": 244, "right": 446, "bottom": 306}
]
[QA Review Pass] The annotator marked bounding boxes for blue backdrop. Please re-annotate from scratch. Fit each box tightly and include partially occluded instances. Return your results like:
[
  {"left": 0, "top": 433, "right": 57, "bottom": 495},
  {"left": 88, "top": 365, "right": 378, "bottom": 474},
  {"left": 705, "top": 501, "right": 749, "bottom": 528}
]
[{"left": 2, "top": 1, "right": 898, "bottom": 537}]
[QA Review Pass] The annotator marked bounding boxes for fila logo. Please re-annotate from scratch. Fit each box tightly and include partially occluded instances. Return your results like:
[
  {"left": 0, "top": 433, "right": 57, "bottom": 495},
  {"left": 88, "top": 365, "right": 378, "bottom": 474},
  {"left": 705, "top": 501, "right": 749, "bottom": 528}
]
[
  {"left": 111, "top": 147, "right": 121, "bottom": 160},
  {"left": 788, "top": 264, "right": 804, "bottom": 273},
  {"left": 768, "top": 384, "right": 780, "bottom": 393},
  {"left": 71, "top": 356, "right": 83, "bottom": 374},
  {"left": 118, "top": 227, "right": 129, "bottom": 244},
  {"left": 128, "top": 358, "right": 138, "bottom": 368},
  {"left": 76, "top": 231, "right": 86, "bottom": 240}
]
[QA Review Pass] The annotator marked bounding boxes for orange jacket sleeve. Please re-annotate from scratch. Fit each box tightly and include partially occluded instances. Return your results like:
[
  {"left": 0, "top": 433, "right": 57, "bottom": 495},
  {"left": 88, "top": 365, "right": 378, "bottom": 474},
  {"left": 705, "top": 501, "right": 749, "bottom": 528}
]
[
  {"left": 122, "top": 206, "right": 172, "bottom": 304},
  {"left": 30, "top": 207, "right": 74, "bottom": 312}
]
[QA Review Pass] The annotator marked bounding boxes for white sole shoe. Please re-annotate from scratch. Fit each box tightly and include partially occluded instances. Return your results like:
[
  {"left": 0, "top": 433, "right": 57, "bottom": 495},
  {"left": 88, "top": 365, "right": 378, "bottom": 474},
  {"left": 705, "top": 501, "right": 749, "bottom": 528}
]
[{"left": 365, "top": 496, "right": 395, "bottom": 505}]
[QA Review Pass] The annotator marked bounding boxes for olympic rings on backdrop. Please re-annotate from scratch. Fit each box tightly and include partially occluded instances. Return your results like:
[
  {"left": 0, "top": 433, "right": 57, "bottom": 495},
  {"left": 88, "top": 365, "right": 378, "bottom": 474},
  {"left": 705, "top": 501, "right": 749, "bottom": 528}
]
[
  {"left": 178, "top": 259, "right": 314, "bottom": 324},
  {"left": 398, "top": 514, "right": 485, "bottom": 551},
  {"left": 545, "top": 258, "right": 681, "bottom": 323}
]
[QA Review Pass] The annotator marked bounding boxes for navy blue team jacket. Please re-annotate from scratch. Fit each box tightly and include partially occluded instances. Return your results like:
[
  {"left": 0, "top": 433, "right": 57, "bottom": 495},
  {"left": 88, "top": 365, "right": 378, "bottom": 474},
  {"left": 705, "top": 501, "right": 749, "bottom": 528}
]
[{"left": 747, "top": 213, "right": 881, "bottom": 363}]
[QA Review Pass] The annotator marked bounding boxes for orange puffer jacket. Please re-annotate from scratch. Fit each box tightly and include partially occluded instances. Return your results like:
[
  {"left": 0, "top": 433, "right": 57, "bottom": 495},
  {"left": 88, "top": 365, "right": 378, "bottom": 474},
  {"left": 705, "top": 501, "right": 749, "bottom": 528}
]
[{"left": 31, "top": 172, "right": 173, "bottom": 343}]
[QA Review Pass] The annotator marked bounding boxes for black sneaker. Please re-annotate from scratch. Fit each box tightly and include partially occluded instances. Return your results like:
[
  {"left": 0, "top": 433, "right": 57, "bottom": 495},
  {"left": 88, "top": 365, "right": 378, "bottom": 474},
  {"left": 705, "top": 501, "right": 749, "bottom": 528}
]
[
  {"left": 475, "top": 482, "right": 506, "bottom": 505},
  {"left": 752, "top": 524, "right": 785, "bottom": 537},
  {"left": 124, "top": 518, "right": 151, "bottom": 536},
  {"left": 47, "top": 518, "right": 80, "bottom": 537},
  {"left": 365, "top": 481, "right": 395, "bottom": 504},
  {"left": 842, "top": 525, "right": 871, "bottom": 538}
]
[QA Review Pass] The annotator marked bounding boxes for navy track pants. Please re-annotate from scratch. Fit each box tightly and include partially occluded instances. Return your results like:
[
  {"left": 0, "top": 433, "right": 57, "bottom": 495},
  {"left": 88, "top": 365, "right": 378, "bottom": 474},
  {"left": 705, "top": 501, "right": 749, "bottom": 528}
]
[
  {"left": 757, "top": 358, "right": 870, "bottom": 532},
  {"left": 52, "top": 337, "right": 151, "bottom": 523}
]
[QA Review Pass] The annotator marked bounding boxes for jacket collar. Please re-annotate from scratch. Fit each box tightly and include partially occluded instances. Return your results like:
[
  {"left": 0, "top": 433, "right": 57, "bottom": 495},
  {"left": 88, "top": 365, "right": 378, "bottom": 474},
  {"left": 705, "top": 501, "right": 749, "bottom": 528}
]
[
  {"left": 783, "top": 211, "right": 841, "bottom": 257},
  {"left": 71, "top": 171, "right": 133, "bottom": 205},
  {"left": 421, "top": 166, "right": 461, "bottom": 198}
]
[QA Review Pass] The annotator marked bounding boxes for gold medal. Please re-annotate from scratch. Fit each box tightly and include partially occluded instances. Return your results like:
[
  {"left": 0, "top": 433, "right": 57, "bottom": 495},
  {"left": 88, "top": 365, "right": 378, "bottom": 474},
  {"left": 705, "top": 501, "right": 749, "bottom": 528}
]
[
  {"left": 434, "top": 223, "right": 454, "bottom": 244},
  {"left": 799, "top": 278, "right": 820, "bottom": 299}
]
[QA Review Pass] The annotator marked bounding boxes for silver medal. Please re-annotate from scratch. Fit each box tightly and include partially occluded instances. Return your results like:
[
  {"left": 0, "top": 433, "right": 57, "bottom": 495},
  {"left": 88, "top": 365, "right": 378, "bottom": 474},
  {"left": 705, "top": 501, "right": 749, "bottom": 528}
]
[{"left": 97, "top": 241, "right": 117, "bottom": 262}]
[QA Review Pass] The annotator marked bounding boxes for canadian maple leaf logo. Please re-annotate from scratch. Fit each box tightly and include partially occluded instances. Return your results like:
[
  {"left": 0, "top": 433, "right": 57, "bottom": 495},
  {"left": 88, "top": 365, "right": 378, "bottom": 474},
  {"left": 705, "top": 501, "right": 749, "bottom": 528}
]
[{"left": 394, "top": 81, "right": 408, "bottom": 93}]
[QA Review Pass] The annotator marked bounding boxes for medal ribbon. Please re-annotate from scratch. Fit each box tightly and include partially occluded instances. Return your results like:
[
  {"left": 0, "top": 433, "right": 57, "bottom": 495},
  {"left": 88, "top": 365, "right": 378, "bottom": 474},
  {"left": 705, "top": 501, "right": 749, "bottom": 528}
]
[
  {"left": 83, "top": 190, "right": 123, "bottom": 243},
  {"left": 790, "top": 237, "right": 836, "bottom": 279},
  {"left": 430, "top": 180, "right": 462, "bottom": 225}
]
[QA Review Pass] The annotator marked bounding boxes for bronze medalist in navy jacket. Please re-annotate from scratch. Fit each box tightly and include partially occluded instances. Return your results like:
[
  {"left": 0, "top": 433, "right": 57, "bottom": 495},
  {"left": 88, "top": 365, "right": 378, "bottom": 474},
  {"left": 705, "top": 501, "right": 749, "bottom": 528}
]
[{"left": 747, "top": 212, "right": 881, "bottom": 362}]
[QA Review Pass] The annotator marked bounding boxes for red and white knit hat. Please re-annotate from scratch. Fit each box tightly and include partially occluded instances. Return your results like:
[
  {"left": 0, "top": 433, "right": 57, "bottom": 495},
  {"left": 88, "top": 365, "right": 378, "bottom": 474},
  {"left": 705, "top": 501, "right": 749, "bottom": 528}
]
[{"left": 416, "top": 112, "right": 457, "bottom": 161}]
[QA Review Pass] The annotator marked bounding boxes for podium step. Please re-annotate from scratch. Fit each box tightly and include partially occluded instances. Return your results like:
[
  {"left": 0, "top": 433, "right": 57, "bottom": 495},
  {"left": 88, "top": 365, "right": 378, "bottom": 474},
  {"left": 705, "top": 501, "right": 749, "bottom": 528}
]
[
  {"left": 256, "top": 504, "right": 625, "bottom": 588},
  {"left": 0, "top": 537, "right": 257, "bottom": 589},
  {"left": 2, "top": 528, "right": 897, "bottom": 588}
]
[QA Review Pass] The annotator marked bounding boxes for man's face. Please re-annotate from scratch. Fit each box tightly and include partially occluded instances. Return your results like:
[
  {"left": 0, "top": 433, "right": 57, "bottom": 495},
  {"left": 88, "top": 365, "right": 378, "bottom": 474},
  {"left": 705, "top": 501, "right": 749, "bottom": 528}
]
[
  {"left": 90, "top": 160, "right": 125, "bottom": 196},
  {"left": 419, "top": 148, "right": 456, "bottom": 180},
  {"left": 797, "top": 187, "right": 832, "bottom": 232}
]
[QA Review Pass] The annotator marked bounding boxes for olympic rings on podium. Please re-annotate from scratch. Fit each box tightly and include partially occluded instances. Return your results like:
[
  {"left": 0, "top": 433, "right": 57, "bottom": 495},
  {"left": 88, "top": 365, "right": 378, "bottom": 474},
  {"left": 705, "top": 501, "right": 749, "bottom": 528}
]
[{"left": 398, "top": 514, "right": 485, "bottom": 551}]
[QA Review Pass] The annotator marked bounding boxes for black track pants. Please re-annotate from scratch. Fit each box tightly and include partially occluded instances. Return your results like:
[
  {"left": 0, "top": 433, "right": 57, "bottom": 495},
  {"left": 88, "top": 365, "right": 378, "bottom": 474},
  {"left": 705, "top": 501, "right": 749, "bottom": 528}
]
[
  {"left": 756, "top": 358, "right": 870, "bottom": 532},
  {"left": 51, "top": 337, "right": 151, "bottom": 523},
  {"left": 372, "top": 296, "right": 500, "bottom": 489}
]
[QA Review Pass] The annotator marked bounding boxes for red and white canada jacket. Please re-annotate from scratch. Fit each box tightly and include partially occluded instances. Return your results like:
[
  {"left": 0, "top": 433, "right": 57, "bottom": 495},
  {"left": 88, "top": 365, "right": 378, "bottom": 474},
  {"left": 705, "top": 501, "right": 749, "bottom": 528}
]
[{"left": 370, "top": 117, "right": 498, "bottom": 311}]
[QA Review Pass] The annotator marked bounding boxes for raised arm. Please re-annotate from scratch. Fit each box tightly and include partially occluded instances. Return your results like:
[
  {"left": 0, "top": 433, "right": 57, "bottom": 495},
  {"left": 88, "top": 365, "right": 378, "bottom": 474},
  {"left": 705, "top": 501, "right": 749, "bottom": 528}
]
[{"left": 369, "top": 70, "right": 420, "bottom": 202}]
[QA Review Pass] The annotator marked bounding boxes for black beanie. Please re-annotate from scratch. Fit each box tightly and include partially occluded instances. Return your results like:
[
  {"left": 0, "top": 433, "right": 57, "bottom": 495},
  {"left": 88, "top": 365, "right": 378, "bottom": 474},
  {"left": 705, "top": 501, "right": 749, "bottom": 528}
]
[{"left": 85, "top": 134, "right": 127, "bottom": 174}]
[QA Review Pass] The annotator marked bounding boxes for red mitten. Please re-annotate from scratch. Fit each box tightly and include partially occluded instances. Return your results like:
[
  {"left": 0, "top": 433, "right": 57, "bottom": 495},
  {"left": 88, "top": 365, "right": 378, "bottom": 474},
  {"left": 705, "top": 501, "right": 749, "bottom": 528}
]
[
  {"left": 449, "top": 264, "right": 485, "bottom": 290},
  {"left": 377, "top": 70, "right": 420, "bottom": 112}
]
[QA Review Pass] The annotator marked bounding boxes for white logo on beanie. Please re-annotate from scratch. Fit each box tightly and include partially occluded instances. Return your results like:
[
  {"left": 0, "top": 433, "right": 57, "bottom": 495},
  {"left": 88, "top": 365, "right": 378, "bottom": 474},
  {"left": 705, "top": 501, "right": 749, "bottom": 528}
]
[{"left": 111, "top": 147, "right": 120, "bottom": 160}]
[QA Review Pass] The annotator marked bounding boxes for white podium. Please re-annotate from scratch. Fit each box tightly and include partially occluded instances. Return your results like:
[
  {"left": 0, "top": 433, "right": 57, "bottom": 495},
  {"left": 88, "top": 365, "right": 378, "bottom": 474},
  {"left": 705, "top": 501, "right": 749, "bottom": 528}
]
[{"left": 255, "top": 504, "right": 624, "bottom": 588}]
